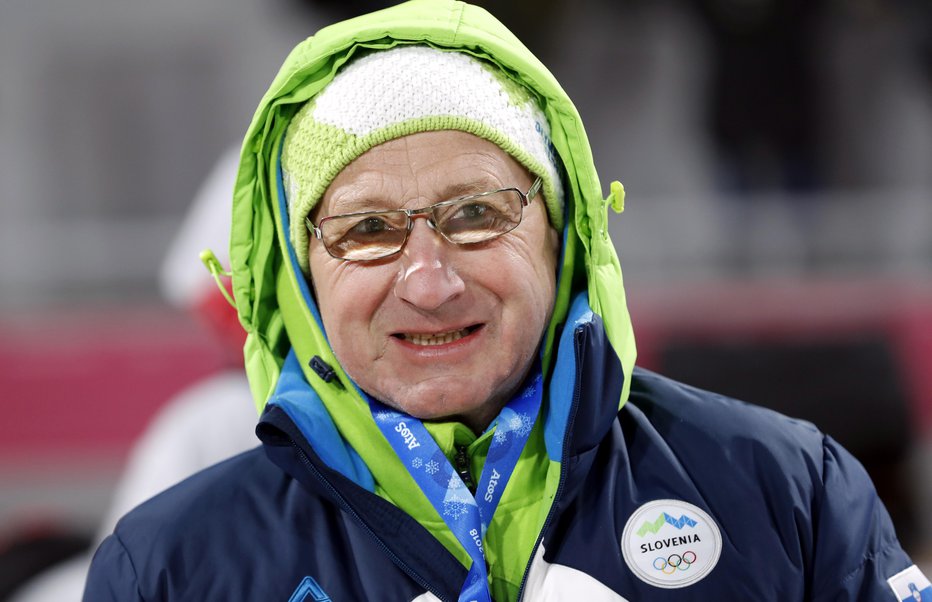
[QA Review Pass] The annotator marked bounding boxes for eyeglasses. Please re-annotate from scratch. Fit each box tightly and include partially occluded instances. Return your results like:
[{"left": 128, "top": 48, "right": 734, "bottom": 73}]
[{"left": 307, "top": 177, "right": 542, "bottom": 262}]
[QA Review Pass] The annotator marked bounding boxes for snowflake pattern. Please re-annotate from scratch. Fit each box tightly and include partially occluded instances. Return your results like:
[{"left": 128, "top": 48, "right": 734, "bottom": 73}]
[
  {"left": 411, "top": 457, "right": 423, "bottom": 469},
  {"left": 424, "top": 459, "right": 440, "bottom": 475},
  {"left": 374, "top": 410, "right": 396, "bottom": 423},
  {"left": 509, "top": 412, "right": 533, "bottom": 437},
  {"left": 493, "top": 428, "right": 509, "bottom": 444},
  {"left": 443, "top": 499, "right": 470, "bottom": 521},
  {"left": 447, "top": 474, "right": 464, "bottom": 490}
]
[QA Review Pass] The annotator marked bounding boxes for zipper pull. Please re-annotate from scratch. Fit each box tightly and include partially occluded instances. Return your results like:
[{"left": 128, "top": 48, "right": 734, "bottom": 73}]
[{"left": 454, "top": 445, "right": 476, "bottom": 493}]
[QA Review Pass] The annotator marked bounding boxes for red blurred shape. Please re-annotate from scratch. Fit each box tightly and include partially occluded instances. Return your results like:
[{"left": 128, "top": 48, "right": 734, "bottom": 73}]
[{"left": 0, "top": 305, "right": 233, "bottom": 461}]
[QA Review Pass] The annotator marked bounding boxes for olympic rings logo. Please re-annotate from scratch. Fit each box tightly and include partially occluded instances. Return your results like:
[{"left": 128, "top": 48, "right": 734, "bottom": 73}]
[{"left": 652, "top": 551, "right": 697, "bottom": 574}]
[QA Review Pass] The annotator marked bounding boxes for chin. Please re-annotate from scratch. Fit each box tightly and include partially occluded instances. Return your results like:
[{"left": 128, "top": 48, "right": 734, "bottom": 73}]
[
  {"left": 386, "top": 387, "right": 500, "bottom": 430},
  {"left": 364, "top": 368, "right": 526, "bottom": 428},
  {"left": 394, "top": 394, "right": 484, "bottom": 421}
]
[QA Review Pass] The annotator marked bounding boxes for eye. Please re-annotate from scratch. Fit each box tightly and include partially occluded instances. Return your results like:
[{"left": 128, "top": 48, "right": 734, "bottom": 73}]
[
  {"left": 349, "top": 216, "right": 393, "bottom": 235},
  {"left": 321, "top": 212, "right": 404, "bottom": 247},
  {"left": 434, "top": 191, "right": 522, "bottom": 243},
  {"left": 322, "top": 211, "right": 408, "bottom": 260},
  {"left": 451, "top": 202, "right": 497, "bottom": 224}
]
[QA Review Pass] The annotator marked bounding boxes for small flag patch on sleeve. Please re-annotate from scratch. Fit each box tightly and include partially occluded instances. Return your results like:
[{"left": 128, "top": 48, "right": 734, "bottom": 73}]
[{"left": 888, "top": 565, "right": 932, "bottom": 601}]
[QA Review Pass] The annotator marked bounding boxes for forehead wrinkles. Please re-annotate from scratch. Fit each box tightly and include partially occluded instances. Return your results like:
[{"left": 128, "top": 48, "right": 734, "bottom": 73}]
[
  {"left": 387, "top": 137, "right": 512, "bottom": 191},
  {"left": 325, "top": 142, "right": 518, "bottom": 214},
  {"left": 319, "top": 171, "right": 397, "bottom": 216}
]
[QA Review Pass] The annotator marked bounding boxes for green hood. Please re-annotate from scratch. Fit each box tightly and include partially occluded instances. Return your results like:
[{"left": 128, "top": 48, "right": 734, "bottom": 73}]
[{"left": 229, "top": 0, "right": 636, "bottom": 598}]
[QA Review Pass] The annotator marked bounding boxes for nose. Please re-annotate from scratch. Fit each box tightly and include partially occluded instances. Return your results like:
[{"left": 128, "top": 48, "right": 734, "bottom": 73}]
[{"left": 394, "top": 218, "right": 465, "bottom": 311}]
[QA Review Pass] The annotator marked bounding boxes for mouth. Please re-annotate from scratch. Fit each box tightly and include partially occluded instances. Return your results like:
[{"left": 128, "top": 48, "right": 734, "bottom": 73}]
[{"left": 394, "top": 324, "right": 482, "bottom": 347}]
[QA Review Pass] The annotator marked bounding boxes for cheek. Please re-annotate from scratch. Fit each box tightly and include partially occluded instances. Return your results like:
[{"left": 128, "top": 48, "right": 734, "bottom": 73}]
[
  {"left": 315, "top": 280, "right": 378, "bottom": 372},
  {"left": 309, "top": 255, "right": 391, "bottom": 351},
  {"left": 311, "top": 255, "right": 397, "bottom": 366},
  {"left": 523, "top": 232, "right": 559, "bottom": 338},
  {"left": 308, "top": 252, "right": 339, "bottom": 324},
  {"left": 494, "top": 237, "right": 558, "bottom": 330}
]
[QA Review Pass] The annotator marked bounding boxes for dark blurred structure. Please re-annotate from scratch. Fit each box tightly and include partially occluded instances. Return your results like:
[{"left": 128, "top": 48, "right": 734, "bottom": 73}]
[
  {"left": 289, "top": 0, "right": 564, "bottom": 59},
  {"left": 900, "top": 0, "right": 932, "bottom": 86},
  {"left": 0, "top": 527, "right": 90, "bottom": 601},
  {"left": 688, "top": 0, "right": 826, "bottom": 193}
]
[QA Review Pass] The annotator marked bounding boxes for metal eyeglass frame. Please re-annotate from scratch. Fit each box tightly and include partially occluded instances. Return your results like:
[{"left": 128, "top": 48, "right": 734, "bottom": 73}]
[{"left": 306, "top": 176, "right": 543, "bottom": 261}]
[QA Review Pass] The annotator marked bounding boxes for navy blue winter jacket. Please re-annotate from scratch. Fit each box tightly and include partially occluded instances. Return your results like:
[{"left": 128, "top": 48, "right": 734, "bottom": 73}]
[{"left": 84, "top": 309, "right": 917, "bottom": 601}]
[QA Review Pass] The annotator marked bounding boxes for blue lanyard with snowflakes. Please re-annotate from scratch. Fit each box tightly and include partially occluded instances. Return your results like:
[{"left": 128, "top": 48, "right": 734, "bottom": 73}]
[{"left": 368, "top": 369, "right": 542, "bottom": 602}]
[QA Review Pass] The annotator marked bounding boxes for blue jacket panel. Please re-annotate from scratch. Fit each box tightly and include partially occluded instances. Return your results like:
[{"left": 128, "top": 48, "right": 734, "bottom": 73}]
[{"left": 84, "top": 315, "right": 913, "bottom": 601}]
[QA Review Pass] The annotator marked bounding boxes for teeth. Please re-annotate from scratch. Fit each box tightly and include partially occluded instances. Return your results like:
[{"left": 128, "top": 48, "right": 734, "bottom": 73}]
[{"left": 404, "top": 328, "right": 470, "bottom": 346}]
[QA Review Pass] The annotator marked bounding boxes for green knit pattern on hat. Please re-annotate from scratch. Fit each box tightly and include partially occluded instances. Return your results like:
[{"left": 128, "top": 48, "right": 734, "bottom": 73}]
[{"left": 280, "top": 45, "right": 564, "bottom": 272}]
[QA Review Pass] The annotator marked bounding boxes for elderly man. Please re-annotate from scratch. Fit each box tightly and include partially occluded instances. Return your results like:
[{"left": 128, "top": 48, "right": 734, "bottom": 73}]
[{"left": 85, "top": 2, "right": 927, "bottom": 601}]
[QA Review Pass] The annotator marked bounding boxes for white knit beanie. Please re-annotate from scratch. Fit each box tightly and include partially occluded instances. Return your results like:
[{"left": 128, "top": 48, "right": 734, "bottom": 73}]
[{"left": 281, "top": 45, "right": 564, "bottom": 272}]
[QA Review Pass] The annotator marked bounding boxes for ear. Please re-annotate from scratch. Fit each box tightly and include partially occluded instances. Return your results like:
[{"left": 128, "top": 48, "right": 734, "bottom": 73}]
[
  {"left": 306, "top": 245, "right": 320, "bottom": 305},
  {"left": 547, "top": 224, "right": 560, "bottom": 264}
]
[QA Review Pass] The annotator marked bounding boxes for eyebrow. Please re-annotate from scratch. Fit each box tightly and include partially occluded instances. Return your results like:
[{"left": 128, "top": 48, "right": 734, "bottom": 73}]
[
  {"left": 327, "top": 179, "right": 502, "bottom": 216},
  {"left": 327, "top": 196, "right": 392, "bottom": 216},
  {"left": 442, "top": 180, "right": 493, "bottom": 200}
]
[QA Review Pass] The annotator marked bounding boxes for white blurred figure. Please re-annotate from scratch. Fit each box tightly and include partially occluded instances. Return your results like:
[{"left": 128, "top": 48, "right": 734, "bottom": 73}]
[{"left": 11, "top": 147, "right": 257, "bottom": 602}]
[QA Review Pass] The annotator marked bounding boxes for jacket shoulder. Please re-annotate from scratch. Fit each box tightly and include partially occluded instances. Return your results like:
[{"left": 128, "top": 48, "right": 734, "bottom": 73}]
[
  {"left": 113, "top": 446, "right": 273, "bottom": 534},
  {"left": 618, "top": 368, "right": 912, "bottom": 598},
  {"left": 627, "top": 367, "right": 825, "bottom": 460},
  {"left": 622, "top": 367, "right": 837, "bottom": 520},
  {"left": 87, "top": 447, "right": 344, "bottom": 600}
]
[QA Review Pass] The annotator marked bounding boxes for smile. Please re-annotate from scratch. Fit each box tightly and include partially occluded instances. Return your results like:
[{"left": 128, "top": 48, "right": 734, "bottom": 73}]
[{"left": 399, "top": 325, "right": 481, "bottom": 347}]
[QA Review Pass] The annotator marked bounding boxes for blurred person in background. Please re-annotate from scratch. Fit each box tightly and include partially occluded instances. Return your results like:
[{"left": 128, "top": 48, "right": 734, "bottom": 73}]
[
  {"left": 82, "top": 1, "right": 928, "bottom": 601},
  {"left": 9, "top": 149, "right": 257, "bottom": 602}
]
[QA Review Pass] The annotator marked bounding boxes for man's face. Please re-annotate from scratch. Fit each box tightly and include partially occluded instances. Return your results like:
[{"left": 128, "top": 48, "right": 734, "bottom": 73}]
[{"left": 308, "top": 130, "right": 559, "bottom": 431}]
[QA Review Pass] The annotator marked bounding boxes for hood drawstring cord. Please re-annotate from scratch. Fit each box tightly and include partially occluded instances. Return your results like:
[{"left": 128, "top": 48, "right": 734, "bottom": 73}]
[{"left": 199, "top": 249, "right": 237, "bottom": 309}]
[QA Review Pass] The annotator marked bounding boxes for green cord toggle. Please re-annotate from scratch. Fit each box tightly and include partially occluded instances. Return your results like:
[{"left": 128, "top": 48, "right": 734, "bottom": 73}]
[
  {"left": 199, "top": 249, "right": 237, "bottom": 309},
  {"left": 607, "top": 180, "right": 625, "bottom": 214}
]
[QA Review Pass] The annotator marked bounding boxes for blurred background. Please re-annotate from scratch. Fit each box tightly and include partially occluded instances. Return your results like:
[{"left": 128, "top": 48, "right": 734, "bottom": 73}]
[{"left": 1, "top": 0, "right": 930, "bottom": 598}]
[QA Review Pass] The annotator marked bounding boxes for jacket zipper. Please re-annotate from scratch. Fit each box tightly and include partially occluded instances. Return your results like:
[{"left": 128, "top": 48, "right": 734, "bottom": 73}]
[
  {"left": 454, "top": 444, "right": 477, "bottom": 492},
  {"left": 515, "top": 326, "right": 587, "bottom": 601},
  {"left": 291, "top": 441, "right": 453, "bottom": 602}
]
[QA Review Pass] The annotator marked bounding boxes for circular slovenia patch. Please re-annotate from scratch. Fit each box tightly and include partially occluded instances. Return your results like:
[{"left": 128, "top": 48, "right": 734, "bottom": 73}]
[{"left": 621, "top": 499, "right": 721, "bottom": 589}]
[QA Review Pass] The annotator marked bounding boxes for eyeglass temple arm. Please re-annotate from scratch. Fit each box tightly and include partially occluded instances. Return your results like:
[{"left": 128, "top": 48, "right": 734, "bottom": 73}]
[
  {"left": 526, "top": 177, "right": 543, "bottom": 205},
  {"left": 306, "top": 217, "right": 323, "bottom": 239}
]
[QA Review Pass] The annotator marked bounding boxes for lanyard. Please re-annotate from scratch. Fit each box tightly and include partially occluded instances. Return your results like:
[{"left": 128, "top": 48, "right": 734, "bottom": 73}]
[{"left": 369, "top": 370, "right": 543, "bottom": 602}]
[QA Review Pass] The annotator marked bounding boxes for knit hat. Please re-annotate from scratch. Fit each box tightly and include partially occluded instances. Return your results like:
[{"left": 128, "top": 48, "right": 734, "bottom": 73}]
[{"left": 281, "top": 45, "right": 564, "bottom": 272}]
